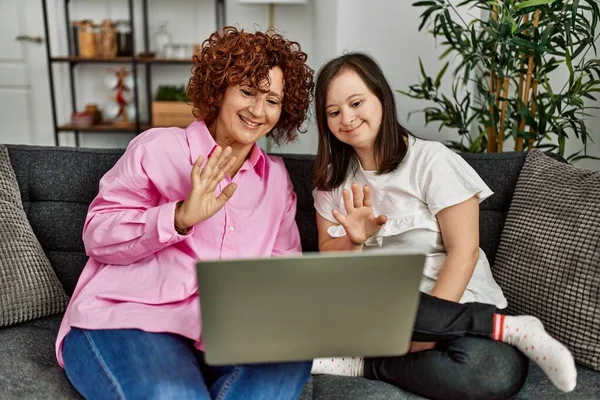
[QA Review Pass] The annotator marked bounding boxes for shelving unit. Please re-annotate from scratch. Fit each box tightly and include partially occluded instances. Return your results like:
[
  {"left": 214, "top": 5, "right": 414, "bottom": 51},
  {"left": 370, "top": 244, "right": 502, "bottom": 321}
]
[{"left": 41, "top": 0, "right": 226, "bottom": 147}]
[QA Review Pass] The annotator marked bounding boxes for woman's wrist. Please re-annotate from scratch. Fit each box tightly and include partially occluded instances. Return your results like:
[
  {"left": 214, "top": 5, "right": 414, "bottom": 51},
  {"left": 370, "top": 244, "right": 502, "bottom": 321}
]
[{"left": 174, "top": 201, "right": 191, "bottom": 235}]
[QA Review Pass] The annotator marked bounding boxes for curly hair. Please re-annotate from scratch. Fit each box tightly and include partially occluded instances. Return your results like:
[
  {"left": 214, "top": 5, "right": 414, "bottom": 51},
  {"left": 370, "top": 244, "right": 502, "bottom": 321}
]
[{"left": 187, "top": 26, "right": 314, "bottom": 145}]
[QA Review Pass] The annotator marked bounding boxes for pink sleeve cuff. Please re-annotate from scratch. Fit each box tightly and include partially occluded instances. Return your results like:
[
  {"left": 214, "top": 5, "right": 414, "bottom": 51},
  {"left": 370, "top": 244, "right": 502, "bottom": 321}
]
[{"left": 148, "top": 201, "right": 195, "bottom": 245}]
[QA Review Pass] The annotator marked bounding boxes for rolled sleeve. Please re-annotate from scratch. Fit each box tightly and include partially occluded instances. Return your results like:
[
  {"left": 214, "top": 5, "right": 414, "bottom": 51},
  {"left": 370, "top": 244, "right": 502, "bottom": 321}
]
[{"left": 150, "top": 200, "right": 196, "bottom": 245}]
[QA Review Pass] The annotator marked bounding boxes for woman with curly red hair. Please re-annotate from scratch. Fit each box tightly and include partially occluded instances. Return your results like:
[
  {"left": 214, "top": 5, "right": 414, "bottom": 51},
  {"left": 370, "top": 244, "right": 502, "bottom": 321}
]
[{"left": 55, "top": 27, "right": 314, "bottom": 400}]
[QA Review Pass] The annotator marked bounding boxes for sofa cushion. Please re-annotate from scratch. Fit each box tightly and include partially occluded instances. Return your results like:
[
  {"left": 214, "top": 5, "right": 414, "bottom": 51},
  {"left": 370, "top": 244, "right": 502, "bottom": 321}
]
[
  {"left": 7, "top": 146, "right": 124, "bottom": 296},
  {"left": 308, "top": 375, "right": 423, "bottom": 399},
  {"left": 493, "top": 149, "right": 600, "bottom": 370},
  {"left": 0, "top": 146, "right": 69, "bottom": 327},
  {"left": 0, "top": 314, "right": 82, "bottom": 398}
]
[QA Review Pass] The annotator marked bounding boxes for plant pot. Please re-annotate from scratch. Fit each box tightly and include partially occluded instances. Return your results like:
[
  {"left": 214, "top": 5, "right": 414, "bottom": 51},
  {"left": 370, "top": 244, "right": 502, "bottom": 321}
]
[{"left": 152, "top": 101, "right": 195, "bottom": 127}]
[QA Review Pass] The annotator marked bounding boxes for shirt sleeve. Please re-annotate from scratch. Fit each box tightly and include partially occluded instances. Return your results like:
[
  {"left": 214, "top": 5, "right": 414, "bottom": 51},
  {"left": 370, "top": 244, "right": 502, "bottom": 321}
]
[
  {"left": 271, "top": 172, "right": 302, "bottom": 257},
  {"left": 82, "top": 144, "right": 192, "bottom": 266},
  {"left": 313, "top": 187, "right": 350, "bottom": 239},
  {"left": 420, "top": 145, "right": 494, "bottom": 216},
  {"left": 312, "top": 188, "right": 340, "bottom": 223}
]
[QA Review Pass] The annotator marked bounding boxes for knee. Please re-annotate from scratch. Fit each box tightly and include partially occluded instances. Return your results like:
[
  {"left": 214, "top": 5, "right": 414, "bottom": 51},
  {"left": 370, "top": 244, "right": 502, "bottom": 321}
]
[
  {"left": 449, "top": 339, "right": 529, "bottom": 400},
  {"left": 144, "top": 380, "right": 207, "bottom": 400}
]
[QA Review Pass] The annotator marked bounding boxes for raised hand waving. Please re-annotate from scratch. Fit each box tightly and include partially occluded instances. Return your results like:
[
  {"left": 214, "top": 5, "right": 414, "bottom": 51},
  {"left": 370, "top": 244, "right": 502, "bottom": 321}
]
[
  {"left": 332, "top": 183, "right": 387, "bottom": 245},
  {"left": 175, "top": 146, "right": 238, "bottom": 231}
]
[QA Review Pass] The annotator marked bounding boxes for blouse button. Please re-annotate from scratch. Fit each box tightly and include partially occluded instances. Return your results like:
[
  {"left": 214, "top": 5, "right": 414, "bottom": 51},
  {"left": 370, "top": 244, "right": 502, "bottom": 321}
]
[{"left": 229, "top": 225, "right": 235, "bottom": 232}]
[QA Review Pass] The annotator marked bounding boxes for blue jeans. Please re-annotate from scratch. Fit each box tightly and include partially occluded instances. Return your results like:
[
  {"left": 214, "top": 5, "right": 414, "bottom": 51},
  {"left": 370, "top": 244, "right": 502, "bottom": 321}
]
[{"left": 62, "top": 328, "right": 311, "bottom": 400}]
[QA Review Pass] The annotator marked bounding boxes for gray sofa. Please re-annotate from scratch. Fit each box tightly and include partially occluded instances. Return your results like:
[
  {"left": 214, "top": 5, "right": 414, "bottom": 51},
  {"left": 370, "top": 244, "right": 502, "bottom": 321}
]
[{"left": 1, "top": 144, "right": 599, "bottom": 399}]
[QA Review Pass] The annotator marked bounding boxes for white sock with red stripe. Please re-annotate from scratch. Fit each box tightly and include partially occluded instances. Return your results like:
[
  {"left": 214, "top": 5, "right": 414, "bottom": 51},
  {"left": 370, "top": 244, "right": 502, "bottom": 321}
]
[
  {"left": 493, "top": 314, "right": 577, "bottom": 392},
  {"left": 311, "top": 357, "right": 364, "bottom": 377}
]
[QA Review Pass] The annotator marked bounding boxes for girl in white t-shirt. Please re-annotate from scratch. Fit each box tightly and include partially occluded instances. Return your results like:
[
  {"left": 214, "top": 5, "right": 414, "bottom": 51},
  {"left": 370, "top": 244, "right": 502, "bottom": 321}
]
[{"left": 309, "top": 52, "right": 576, "bottom": 399}]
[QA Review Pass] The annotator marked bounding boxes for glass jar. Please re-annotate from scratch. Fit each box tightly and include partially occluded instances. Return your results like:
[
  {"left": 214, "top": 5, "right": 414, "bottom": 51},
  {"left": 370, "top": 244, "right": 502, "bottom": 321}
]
[
  {"left": 116, "top": 20, "right": 133, "bottom": 56},
  {"left": 77, "top": 20, "right": 97, "bottom": 58},
  {"left": 99, "top": 19, "right": 117, "bottom": 58}
]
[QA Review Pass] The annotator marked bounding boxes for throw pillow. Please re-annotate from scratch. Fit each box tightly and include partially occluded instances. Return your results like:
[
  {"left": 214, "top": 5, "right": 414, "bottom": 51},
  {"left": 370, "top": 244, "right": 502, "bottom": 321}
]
[
  {"left": 493, "top": 149, "right": 600, "bottom": 370},
  {"left": 0, "top": 145, "right": 69, "bottom": 326}
]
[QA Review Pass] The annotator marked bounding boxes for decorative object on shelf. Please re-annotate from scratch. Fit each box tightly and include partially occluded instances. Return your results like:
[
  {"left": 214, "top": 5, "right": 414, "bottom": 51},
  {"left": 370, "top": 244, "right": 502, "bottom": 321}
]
[
  {"left": 116, "top": 20, "right": 133, "bottom": 57},
  {"left": 163, "top": 43, "right": 194, "bottom": 59},
  {"left": 152, "top": 85, "right": 195, "bottom": 127},
  {"left": 103, "top": 101, "right": 121, "bottom": 121},
  {"left": 125, "top": 103, "right": 137, "bottom": 122},
  {"left": 153, "top": 22, "right": 172, "bottom": 58},
  {"left": 99, "top": 19, "right": 117, "bottom": 58},
  {"left": 77, "top": 20, "right": 97, "bottom": 58},
  {"left": 84, "top": 103, "right": 102, "bottom": 124},
  {"left": 70, "top": 111, "right": 94, "bottom": 128},
  {"left": 103, "top": 68, "right": 135, "bottom": 125}
]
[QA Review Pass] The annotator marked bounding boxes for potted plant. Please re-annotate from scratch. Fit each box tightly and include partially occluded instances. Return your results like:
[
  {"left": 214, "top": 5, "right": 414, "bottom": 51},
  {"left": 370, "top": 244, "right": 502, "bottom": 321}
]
[
  {"left": 152, "top": 85, "right": 195, "bottom": 127},
  {"left": 400, "top": 0, "right": 600, "bottom": 162}
]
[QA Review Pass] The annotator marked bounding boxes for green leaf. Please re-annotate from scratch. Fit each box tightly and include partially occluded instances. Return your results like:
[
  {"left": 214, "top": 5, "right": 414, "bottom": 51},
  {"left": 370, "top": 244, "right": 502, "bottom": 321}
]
[
  {"left": 510, "top": 36, "right": 541, "bottom": 51},
  {"left": 539, "top": 22, "right": 556, "bottom": 48},
  {"left": 568, "top": 154, "right": 600, "bottom": 163},
  {"left": 572, "top": 0, "right": 580, "bottom": 28},
  {"left": 566, "top": 49, "right": 574, "bottom": 87},
  {"left": 582, "top": 92, "right": 598, "bottom": 101},
  {"left": 154, "top": 85, "right": 189, "bottom": 102},
  {"left": 572, "top": 38, "right": 592, "bottom": 58},
  {"left": 514, "top": 0, "right": 555, "bottom": 11},
  {"left": 418, "top": 58, "right": 428, "bottom": 81},
  {"left": 435, "top": 62, "right": 450, "bottom": 87},
  {"left": 412, "top": 1, "right": 438, "bottom": 7},
  {"left": 440, "top": 10, "right": 457, "bottom": 47}
]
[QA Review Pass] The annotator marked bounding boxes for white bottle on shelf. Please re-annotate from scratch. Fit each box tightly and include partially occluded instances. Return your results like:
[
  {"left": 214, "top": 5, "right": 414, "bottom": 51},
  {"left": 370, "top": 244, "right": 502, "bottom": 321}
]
[{"left": 154, "top": 22, "right": 171, "bottom": 58}]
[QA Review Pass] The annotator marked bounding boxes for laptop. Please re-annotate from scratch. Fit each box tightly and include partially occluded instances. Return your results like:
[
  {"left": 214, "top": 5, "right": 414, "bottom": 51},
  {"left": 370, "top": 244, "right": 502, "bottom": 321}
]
[{"left": 196, "top": 251, "right": 425, "bottom": 365}]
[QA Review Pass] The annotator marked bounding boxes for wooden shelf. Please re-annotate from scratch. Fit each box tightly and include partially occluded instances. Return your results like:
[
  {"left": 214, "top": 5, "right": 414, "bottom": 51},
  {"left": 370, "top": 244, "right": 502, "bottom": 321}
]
[
  {"left": 57, "top": 123, "right": 150, "bottom": 132},
  {"left": 57, "top": 122, "right": 190, "bottom": 132},
  {"left": 141, "top": 57, "right": 193, "bottom": 64},
  {"left": 51, "top": 56, "right": 192, "bottom": 64}
]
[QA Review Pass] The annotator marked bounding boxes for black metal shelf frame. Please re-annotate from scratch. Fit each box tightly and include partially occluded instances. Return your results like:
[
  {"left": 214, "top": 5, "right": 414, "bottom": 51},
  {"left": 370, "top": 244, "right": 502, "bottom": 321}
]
[{"left": 41, "top": 0, "right": 226, "bottom": 147}]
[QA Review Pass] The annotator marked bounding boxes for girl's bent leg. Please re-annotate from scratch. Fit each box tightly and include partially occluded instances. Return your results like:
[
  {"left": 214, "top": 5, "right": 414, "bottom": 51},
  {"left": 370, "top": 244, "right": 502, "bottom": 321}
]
[
  {"left": 62, "top": 328, "right": 211, "bottom": 400},
  {"left": 364, "top": 337, "right": 528, "bottom": 400},
  {"left": 412, "top": 293, "right": 496, "bottom": 341}
]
